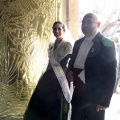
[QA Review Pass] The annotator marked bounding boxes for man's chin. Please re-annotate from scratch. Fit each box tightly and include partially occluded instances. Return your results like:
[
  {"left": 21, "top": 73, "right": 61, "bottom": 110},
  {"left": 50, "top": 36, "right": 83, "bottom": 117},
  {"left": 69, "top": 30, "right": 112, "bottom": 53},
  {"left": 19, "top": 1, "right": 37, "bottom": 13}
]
[{"left": 84, "top": 33, "right": 92, "bottom": 37}]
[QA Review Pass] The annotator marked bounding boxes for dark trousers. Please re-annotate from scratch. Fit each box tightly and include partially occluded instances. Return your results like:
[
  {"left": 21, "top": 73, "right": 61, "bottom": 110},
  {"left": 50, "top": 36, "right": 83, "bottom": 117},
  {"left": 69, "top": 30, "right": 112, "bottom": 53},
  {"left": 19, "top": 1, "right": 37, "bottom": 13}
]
[{"left": 71, "top": 91, "right": 105, "bottom": 120}]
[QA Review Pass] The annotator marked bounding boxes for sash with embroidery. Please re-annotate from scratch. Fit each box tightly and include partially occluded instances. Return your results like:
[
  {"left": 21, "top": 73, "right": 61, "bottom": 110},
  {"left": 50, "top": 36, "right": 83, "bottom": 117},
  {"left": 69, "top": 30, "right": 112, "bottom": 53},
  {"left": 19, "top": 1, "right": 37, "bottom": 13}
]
[
  {"left": 49, "top": 53, "right": 72, "bottom": 103},
  {"left": 49, "top": 47, "right": 73, "bottom": 120}
]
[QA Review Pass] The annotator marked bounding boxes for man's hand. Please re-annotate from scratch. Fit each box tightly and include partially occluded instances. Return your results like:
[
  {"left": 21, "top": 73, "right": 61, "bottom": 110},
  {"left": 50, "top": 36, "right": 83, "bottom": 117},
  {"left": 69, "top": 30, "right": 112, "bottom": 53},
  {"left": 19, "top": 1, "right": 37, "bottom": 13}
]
[
  {"left": 67, "top": 71, "right": 74, "bottom": 82},
  {"left": 96, "top": 104, "right": 107, "bottom": 112}
]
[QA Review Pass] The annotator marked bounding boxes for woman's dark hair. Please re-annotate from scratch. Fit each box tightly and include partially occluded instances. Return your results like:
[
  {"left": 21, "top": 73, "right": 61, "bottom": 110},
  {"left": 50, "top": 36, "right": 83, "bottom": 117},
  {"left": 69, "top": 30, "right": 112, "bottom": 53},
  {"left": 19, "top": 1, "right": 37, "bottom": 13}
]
[{"left": 52, "top": 21, "right": 65, "bottom": 32}]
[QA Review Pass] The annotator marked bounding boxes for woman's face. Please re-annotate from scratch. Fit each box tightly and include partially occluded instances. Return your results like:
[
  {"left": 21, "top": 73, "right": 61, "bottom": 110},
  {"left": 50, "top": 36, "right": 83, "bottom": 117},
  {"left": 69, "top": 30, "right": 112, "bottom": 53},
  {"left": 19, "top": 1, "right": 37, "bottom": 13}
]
[{"left": 53, "top": 23, "right": 64, "bottom": 40}]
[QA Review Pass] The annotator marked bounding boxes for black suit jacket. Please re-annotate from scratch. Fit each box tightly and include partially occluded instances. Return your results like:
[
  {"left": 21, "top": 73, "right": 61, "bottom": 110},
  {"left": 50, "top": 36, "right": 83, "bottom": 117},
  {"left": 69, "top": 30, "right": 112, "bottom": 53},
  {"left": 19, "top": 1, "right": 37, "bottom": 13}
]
[{"left": 68, "top": 32, "right": 117, "bottom": 107}]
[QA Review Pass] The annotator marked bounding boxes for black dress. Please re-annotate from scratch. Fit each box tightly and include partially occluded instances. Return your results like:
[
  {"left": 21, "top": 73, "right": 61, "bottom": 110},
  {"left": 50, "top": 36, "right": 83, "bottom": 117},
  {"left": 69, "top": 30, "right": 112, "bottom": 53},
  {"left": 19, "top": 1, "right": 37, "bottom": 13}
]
[{"left": 24, "top": 40, "right": 72, "bottom": 120}]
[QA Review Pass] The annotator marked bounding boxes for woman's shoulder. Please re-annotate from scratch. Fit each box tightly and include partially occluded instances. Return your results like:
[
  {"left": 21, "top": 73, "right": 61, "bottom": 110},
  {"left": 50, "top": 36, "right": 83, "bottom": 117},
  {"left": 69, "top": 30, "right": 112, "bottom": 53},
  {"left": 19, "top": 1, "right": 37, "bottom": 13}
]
[{"left": 62, "top": 40, "right": 72, "bottom": 47}]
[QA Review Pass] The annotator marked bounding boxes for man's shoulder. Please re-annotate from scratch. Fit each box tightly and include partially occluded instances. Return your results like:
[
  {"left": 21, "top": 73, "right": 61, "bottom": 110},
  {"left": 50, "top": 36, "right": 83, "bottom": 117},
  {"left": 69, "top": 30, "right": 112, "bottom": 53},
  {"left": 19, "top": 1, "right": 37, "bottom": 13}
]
[{"left": 101, "top": 36, "right": 114, "bottom": 47}]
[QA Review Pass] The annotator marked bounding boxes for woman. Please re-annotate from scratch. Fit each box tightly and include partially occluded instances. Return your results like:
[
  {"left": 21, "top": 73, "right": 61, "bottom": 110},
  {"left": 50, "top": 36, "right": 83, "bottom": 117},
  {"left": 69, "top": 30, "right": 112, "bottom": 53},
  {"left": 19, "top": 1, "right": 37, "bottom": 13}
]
[{"left": 24, "top": 21, "right": 72, "bottom": 120}]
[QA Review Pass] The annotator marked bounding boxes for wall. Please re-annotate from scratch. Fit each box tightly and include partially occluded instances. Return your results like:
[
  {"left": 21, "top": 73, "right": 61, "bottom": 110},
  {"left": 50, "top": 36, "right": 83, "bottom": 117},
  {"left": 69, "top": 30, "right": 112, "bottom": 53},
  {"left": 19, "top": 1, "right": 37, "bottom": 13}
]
[
  {"left": 0, "top": 0, "right": 61, "bottom": 119},
  {"left": 62, "top": 0, "right": 79, "bottom": 40}
]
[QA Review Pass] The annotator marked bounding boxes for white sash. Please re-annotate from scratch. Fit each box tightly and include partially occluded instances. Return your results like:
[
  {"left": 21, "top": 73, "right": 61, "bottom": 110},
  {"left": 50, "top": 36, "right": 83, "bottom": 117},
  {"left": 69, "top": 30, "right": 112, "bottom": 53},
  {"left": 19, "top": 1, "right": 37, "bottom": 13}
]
[
  {"left": 49, "top": 48, "right": 73, "bottom": 120},
  {"left": 49, "top": 56, "right": 72, "bottom": 103}
]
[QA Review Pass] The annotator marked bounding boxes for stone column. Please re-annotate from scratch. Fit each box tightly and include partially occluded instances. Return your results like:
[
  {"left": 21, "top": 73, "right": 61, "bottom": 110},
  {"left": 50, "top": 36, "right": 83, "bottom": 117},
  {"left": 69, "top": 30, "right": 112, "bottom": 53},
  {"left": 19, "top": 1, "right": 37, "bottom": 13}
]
[{"left": 62, "top": 0, "right": 79, "bottom": 40}]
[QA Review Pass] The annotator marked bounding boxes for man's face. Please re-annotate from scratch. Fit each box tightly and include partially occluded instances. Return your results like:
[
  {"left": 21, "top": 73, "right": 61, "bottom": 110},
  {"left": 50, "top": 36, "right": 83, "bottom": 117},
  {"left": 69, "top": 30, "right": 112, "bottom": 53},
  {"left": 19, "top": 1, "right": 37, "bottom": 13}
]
[{"left": 82, "top": 14, "right": 99, "bottom": 37}]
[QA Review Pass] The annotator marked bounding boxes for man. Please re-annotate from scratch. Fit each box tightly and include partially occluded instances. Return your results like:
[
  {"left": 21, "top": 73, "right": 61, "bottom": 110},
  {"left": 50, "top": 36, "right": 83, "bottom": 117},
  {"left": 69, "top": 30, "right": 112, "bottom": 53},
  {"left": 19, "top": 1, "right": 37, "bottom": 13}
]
[{"left": 67, "top": 13, "right": 117, "bottom": 120}]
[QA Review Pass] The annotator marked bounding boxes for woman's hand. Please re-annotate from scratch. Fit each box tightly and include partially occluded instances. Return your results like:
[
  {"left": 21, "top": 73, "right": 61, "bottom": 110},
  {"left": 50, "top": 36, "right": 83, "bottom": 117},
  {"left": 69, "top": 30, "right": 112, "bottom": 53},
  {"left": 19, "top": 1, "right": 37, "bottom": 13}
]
[{"left": 67, "top": 71, "right": 74, "bottom": 82}]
